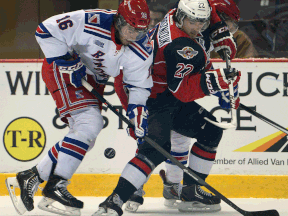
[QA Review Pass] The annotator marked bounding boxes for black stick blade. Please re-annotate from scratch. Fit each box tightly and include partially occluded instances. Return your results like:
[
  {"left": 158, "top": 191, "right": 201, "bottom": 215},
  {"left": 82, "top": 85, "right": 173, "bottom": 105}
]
[{"left": 246, "top": 209, "right": 279, "bottom": 216}]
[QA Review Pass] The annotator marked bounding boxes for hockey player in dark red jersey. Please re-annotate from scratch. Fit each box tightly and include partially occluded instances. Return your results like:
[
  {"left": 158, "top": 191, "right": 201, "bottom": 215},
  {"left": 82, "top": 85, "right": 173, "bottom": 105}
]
[{"left": 92, "top": 0, "right": 241, "bottom": 215}]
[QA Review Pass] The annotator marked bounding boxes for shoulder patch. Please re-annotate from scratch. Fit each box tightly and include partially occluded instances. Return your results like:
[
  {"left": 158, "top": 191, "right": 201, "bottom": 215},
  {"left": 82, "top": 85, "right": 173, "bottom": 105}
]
[
  {"left": 84, "top": 10, "right": 115, "bottom": 41},
  {"left": 88, "top": 14, "right": 100, "bottom": 25},
  {"left": 84, "top": 9, "right": 116, "bottom": 31},
  {"left": 177, "top": 47, "right": 198, "bottom": 59}
]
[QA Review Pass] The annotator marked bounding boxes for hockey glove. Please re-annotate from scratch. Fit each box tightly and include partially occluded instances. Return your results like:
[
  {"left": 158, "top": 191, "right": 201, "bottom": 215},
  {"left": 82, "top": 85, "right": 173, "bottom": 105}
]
[
  {"left": 55, "top": 57, "right": 87, "bottom": 88},
  {"left": 127, "top": 104, "right": 148, "bottom": 145},
  {"left": 203, "top": 68, "right": 241, "bottom": 94},
  {"left": 213, "top": 84, "right": 240, "bottom": 109},
  {"left": 210, "top": 21, "right": 237, "bottom": 60}
]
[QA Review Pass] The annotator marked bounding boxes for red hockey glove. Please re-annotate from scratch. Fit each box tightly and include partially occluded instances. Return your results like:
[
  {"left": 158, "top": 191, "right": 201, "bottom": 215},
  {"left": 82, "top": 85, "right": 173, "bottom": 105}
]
[
  {"left": 201, "top": 68, "right": 241, "bottom": 94},
  {"left": 209, "top": 3, "right": 237, "bottom": 60},
  {"left": 210, "top": 21, "right": 237, "bottom": 60},
  {"left": 209, "top": 3, "right": 222, "bottom": 25}
]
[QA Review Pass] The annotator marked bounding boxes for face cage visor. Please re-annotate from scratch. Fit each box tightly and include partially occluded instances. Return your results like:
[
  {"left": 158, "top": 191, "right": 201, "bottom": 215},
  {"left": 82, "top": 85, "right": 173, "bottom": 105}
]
[
  {"left": 116, "top": 15, "right": 148, "bottom": 42},
  {"left": 220, "top": 13, "right": 239, "bottom": 34},
  {"left": 177, "top": 9, "right": 210, "bottom": 32}
]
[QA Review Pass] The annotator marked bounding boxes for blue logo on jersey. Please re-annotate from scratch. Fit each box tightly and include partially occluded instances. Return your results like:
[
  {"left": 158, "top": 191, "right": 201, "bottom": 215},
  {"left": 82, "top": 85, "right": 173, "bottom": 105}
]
[
  {"left": 75, "top": 90, "right": 84, "bottom": 99},
  {"left": 88, "top": 14, "right": 100, "bottom": 25},
  {"left": 95, "top": 40, "right": 104, "bottom": 48}
]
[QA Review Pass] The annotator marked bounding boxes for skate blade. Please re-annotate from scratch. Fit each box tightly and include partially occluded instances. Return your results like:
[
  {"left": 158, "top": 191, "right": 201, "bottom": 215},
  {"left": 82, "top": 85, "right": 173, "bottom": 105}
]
[
  {"left": 5, "top": 177, "right": 27, "bottom": 215},
  {"left": 164, "top": 199, "right": 181, "bottom": 209},
  {"left": 178, "top": 201, "right": 221, "bottom": 212},
  {"left": 38, "top": 197, "right": 81, "bottom": 216},
  {"left": 125, "top": 201, "right": 141, "bottom": 212},
  {"left": 92, "top": 207, "right": 119, "bottom": 216}
]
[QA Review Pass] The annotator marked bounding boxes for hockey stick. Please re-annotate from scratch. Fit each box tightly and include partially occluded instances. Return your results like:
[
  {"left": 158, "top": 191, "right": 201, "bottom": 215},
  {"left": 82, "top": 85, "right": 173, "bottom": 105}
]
[
  {"left": 204, "top": 50, "right": 237, "bottom": 129},
  {"left": 240, "top": 103, "right": 288, "bottom": 135},
  {"left": 81, "top": 78, "right": 279, "bottom": 216}
]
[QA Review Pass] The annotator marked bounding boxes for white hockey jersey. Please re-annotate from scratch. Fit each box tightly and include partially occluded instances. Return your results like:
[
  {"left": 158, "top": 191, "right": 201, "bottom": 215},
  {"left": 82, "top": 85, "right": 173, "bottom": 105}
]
[{"left": 35, "top": 9, "right": 153, "bottom": 105}]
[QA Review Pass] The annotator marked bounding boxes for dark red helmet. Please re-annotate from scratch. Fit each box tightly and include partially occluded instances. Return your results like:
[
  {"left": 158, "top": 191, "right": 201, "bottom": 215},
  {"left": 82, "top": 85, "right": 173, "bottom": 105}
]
[
  {"left": 209, "top": 0, "right": 240, "bottom": 22},
  {"left": 117, "top": 0, "right": 150, "bottom": 29}
]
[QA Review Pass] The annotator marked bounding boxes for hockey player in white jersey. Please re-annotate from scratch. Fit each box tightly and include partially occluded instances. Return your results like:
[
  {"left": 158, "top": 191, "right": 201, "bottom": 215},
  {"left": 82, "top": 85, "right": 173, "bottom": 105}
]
[{"left": 5, "top": 0, "right": 152, "bottom": 215}]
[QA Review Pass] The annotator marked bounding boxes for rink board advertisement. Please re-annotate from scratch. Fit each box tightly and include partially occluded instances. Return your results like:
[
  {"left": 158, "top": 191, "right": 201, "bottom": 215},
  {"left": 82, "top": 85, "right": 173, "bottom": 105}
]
[{"left": 1, "top": 59, "right": 288, "bottom": 176}]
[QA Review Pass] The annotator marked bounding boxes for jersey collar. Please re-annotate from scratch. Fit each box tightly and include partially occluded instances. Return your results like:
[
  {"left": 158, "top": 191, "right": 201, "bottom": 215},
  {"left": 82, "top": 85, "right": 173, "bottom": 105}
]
[{"left": 111, "top": 24, "right": 123, "bottom": 51}]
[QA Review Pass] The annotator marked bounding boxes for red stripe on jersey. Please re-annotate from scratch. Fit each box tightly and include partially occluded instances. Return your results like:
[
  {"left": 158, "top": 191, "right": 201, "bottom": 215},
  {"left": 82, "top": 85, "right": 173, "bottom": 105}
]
[
  {"left": 114, "top": 72, "right": 128, "bottom": 110},
  {"left": 205, "top": 62, "right": 212, "bottom": 70},
  {"left": 84, "top": 25, "right": 111, "bottom": 36},
  {"left": 36, "top": 26, "right": 45, "bottom": 34},
  {"left": 130, "top": 157, "right": 152, "bottom": 175},
  {"left": 85, "top": 9, "right": 117, "bottom": 14},
  {"left": 191, "top": 145, "right": 216, "bottom": 160},
  {"left": 51, "top": 146, "right": 58, "bottom": 158},
  {"left": 131, "top": 43, "right": 149, "bottom": 58},
  {"left": 62, "top": 142, "right": 87, "bottom": 156}
]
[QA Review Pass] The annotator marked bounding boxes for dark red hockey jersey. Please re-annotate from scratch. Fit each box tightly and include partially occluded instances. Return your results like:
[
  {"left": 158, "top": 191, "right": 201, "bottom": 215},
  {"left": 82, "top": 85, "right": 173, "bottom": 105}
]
[{"left": 148, "top": 9, "right": 213, "bottom": 102}]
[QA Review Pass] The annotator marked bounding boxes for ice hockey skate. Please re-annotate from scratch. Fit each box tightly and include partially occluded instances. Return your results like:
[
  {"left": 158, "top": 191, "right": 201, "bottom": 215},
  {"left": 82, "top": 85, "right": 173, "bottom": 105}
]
[
  {"left": 159, "top": 169, "right": 182, "bottom": 208},
  {"left": 38, "top": 174, "right": 83, "bottom": 216},
  {"left": 178, "top": 184, "right": 221, "bottom": 212},
  {"left": 5, "top": 166, "right": 43, "bottom": 215},
  {"left": 92, "top": 193, "right": 123, "bottom": 216},
  {"left": 125, "top": 186, "right": 145, "bottom": 212}
]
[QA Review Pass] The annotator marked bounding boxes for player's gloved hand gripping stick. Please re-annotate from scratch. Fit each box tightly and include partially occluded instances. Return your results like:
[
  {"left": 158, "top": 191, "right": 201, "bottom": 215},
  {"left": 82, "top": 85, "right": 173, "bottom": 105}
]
[
  {"left": 204, "top": 50, "right": 238, "bottom": 129},
  {"left": 81, "top": 78, "right": 279, "bottom": 216}
]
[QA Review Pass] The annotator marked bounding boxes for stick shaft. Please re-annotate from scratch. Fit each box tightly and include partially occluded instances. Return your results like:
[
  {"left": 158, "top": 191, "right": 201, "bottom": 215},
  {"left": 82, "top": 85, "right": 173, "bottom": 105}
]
[
  {"left": 81, "top": 79, "right": 261, "bottom": 215},
  {"left": 239, "top": 103, "right": 288, "bottom": 134}
]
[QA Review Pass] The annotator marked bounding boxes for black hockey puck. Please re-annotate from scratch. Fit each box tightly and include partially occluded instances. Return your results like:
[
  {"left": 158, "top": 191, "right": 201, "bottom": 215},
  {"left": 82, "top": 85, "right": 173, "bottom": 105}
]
[{"left": 104, "top": 148, "right": 116, "bottom": 159}]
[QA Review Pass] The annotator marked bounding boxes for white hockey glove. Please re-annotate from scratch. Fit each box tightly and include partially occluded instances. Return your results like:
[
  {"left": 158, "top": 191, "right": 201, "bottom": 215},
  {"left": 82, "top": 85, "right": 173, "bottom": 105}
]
[
  {"left": 55, "top": 57, "right": 87, "bottom": 88},
  {"left": 127, "top": 104, "right": 148, "bottom": 145}
]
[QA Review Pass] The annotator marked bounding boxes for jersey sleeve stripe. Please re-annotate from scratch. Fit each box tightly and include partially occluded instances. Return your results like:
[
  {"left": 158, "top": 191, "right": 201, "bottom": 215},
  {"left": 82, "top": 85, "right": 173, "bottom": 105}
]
[
  {"left": 84, "top": 29, "right": 112, "bottom": 41},
  {"left": 84, "top": 25, "right": 111, "bottom": 36},
  {"left": 85, "top": 9, "right": 117, "bottom": 14},
  {"left": 124, "top": 84, "right": 151, "bottom": 93},
  {"left": 46, "top": 52, "right": 72, "bottom": 64},
  {"left": 35, "top": 23, "right": 53, "bottom": 39}
]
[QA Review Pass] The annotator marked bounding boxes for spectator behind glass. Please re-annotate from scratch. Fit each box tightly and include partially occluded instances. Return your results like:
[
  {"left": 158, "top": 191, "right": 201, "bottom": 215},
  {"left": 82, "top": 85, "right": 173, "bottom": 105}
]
[
  {"left": 210, "top": 0, "right": 258, "bottom": 58},
  {"left": 148, "top": 3, "right": 168, "bottom": 29}
]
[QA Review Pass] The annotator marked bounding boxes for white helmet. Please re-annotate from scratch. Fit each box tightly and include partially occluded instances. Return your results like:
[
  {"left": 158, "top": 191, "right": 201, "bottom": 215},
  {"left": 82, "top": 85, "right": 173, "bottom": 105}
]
[{"left": 176, "top": 0, "right": 211, "bottom": 31}]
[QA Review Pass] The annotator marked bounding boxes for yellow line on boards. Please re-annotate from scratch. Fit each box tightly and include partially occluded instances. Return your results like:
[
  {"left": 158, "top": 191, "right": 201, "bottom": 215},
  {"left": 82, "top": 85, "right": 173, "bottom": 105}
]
[{"left": 1, "top": 174, "right": 287, "bottom": 198}]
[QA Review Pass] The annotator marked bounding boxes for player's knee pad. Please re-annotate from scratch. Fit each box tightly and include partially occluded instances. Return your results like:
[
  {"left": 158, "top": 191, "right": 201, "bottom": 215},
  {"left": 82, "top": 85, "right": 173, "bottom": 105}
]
[
  {"left": 197, "top": 122, "right": 223, "bottom": 149},
  {"left": 166, "top": 131, "right": 190, "bottom": 177},
  {"left": 171, "top": 130, "right": 191, "bottom": 152},
  {"left": 67, "top": 106, "right": 103, "bottom": 148}
]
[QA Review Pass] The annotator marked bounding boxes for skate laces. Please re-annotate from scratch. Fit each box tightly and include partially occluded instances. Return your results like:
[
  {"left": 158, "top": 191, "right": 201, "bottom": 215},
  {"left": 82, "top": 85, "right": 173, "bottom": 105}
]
[
  {"left": 28, "top": 176, "right": 41, "bottom": 198},
  {"left": 197, "top": 185, "right": 212, "bottom": 197},
  {"left": 171, "top": 183, "right": 182, "bottom": 197},
  {"left": 57, "top": 180, "right": 74, "bottom": 199}
]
